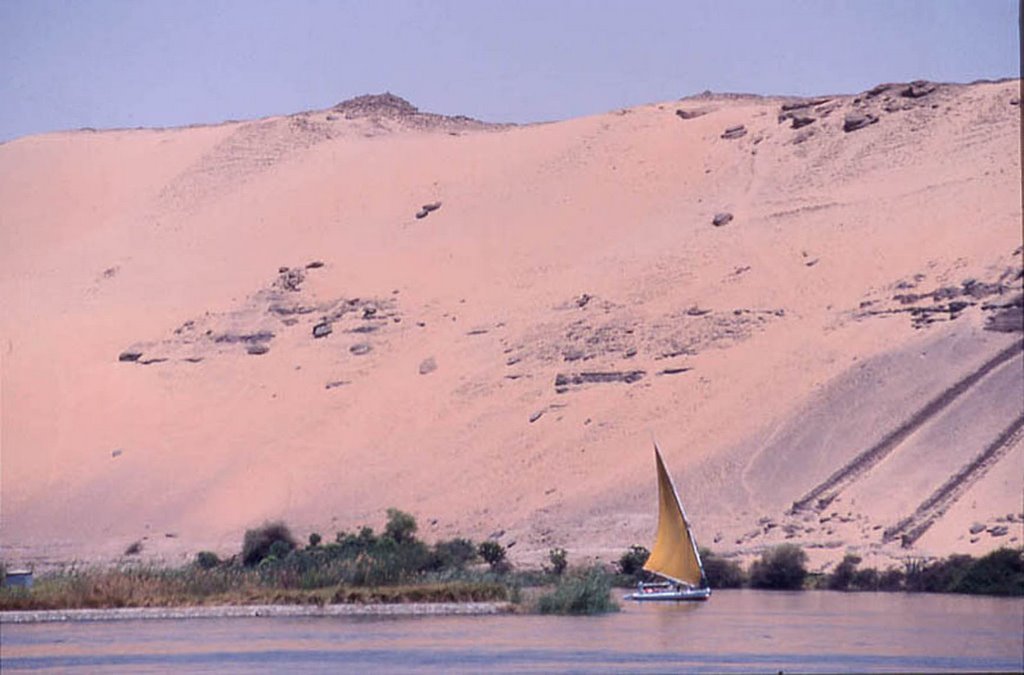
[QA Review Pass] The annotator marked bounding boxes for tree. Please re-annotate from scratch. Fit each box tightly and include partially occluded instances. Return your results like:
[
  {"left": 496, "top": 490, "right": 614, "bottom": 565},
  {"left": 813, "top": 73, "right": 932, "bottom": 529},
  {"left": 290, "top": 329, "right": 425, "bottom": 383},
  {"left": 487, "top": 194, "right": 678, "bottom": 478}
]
[
  {"left": 827, "top": 554, "right": 862, "bottom": 591},
  {"left": 546, "top": 548, "right": 568, "bottom": 576},
  {"left": 242, "top": 521, "right": 297, "bottom": 567},
  {"left": 384, "top": 508, "right": 418, "bottom": 544},
  {"left": 431, "top": 538, "right": 478, "bottom": 571},
  {"left": 617, "top": 545, "right": 650, "bottom": 579},
  {"left": 478, "top": 541, "right": 508, "bottom": 572},
  {"left": 749, "top": 544, "right": 808, "bottom": 590},
  {"left": 699, "top": 548, "right": 745, "bottom": 588}
]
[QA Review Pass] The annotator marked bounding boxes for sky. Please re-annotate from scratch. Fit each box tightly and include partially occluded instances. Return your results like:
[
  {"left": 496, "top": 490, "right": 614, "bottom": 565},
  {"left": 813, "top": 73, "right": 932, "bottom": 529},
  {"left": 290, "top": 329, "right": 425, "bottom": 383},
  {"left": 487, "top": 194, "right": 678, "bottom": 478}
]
[{"left": 0, "top": 0, "right": 1019, "bottom": 141}]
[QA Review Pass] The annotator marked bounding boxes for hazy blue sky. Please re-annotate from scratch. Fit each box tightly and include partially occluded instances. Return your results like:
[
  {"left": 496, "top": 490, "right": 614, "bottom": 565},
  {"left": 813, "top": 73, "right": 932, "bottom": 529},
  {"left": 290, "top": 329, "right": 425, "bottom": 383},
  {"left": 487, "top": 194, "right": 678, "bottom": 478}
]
[{"left": 0, "top": 0, "right": 1019, "bottom": 141}]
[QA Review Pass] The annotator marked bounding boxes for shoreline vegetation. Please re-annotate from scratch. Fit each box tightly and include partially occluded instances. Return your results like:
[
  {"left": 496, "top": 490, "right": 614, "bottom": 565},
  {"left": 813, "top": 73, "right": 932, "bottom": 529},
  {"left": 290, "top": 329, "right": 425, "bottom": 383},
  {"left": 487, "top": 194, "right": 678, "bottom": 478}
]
[{"left": 2, "top": 511, "right": 1021, "bottom": 619}]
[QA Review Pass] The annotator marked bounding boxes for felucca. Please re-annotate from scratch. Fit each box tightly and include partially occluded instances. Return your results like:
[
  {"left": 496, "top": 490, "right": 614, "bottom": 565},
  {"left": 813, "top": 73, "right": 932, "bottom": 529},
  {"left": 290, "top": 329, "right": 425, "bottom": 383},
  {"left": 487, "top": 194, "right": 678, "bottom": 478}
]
[{"left": 625, "top": 444, "right": 711, "bottom": 601}]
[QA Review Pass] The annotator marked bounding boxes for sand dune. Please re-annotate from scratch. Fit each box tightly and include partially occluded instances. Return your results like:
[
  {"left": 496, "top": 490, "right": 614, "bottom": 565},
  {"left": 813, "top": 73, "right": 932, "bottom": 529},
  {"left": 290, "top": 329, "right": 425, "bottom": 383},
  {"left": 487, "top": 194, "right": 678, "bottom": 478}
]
[{"left": 1, "top": 81, "right": 1021, "bottom": 572}]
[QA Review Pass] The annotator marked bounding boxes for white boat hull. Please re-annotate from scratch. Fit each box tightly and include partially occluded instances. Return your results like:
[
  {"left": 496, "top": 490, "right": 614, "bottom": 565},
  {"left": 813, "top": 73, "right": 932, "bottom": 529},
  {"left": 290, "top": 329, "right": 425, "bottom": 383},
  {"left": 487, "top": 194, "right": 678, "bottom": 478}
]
[{"left": 625, "top": 586, "right": 711, "bottom": 602}]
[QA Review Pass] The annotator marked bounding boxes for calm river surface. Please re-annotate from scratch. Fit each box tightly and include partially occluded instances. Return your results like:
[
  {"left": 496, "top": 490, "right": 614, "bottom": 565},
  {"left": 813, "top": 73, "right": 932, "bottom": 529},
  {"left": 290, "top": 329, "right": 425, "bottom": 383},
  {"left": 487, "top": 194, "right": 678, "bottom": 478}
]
[{"left": 2, "top": 590, "right": 1021, "bottom": 673}]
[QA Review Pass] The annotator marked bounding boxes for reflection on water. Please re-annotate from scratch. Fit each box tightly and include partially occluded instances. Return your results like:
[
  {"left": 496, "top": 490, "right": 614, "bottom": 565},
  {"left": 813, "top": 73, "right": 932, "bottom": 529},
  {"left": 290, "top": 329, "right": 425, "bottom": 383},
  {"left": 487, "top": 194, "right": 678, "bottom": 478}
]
[{"left": 2, "top": 590, "right": 1022, "bottom": 673}]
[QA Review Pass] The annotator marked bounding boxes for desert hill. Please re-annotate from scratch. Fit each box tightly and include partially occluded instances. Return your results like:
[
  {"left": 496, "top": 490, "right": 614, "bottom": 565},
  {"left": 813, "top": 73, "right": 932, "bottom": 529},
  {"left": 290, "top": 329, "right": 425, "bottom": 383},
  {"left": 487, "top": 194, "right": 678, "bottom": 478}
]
[{"left": 1, "top": 80, "right": 1021, "bottom": 572}]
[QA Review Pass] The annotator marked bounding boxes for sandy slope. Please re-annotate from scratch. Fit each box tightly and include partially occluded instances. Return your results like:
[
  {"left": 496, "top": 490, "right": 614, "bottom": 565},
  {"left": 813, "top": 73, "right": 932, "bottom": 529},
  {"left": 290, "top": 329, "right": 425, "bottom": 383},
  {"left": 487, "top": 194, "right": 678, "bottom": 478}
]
[{"left": 1, "top": 84, "right": 1021, "bottom": 572}]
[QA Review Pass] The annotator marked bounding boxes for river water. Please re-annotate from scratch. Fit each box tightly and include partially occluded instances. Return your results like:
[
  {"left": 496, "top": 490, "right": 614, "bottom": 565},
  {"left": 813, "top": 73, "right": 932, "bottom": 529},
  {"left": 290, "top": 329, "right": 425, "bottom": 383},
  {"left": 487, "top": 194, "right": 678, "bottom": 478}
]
[{"left": 2, "top": 590, "right": 1021, "bottom": 673}]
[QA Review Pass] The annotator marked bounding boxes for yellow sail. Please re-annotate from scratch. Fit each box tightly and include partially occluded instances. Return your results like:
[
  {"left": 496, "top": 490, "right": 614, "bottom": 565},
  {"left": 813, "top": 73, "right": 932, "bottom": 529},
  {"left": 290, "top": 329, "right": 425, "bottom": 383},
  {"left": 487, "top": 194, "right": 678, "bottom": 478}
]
[{"left": 642, "top": 445, "right": 705, "bottom": 587}]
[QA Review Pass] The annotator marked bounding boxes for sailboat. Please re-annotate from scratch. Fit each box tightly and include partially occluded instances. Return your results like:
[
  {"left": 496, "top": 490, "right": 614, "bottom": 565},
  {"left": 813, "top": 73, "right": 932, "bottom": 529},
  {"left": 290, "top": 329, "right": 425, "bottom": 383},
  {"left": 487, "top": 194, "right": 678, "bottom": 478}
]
[{"left": 625, "top": 444, "right": 711, "bottom": 601}]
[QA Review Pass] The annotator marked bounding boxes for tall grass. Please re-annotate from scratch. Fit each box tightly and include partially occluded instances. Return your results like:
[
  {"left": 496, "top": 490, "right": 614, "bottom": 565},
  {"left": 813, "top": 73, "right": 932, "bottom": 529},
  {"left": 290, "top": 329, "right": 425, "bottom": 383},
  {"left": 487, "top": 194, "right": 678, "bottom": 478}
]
[{"left": 536, "top": 567, "right": 619, "bottom": 615}]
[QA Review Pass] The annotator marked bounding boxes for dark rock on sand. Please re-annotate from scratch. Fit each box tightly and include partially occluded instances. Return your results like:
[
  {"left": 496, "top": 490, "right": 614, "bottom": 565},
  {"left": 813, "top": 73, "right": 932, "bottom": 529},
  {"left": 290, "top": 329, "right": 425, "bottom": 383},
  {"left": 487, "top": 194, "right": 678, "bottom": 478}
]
[
  {"left": 312, "top": 321, "right": 332, "bottom": 338},
  {"left": 792, "top": 128, "right": 815, "bottom": 145},
  {"left": 305, "top": 260, "right": 324, "bottom": 269},
  {"left": 866, "top": 83, "right": 896, "bottom": 97},
  {"left": 843, "top": 112, "right": 879, "bottom": 132},
  {"left": 901, "top": 80, "right": 937, "bottom": 98},
  {"left": 350, "top": 343, "right": 372, "bottom": 355},
  {"left": 415, "top": 201, "right": 443, "bottom": 219},
  {"left": 275, "top": 268, "right": 305, "bottom": 292},
  {"left": 554, "top": 370, "right": 646, "bottom": 392},
  {"left": 418, "top": 357, "right": 437, "bottom": 375},
  {"left": 119, "top": 350, "right": 143, "bottom": 362},
  {"left": 780, "top": 98, "right": 831, "bottom": 112},
  {"left": 712, "top": 212, "right": 734, "bottom": 227},
  {"left": 721, "top": 125, "right": 747, "bottom": 140},
  {"left": 985, "top": 304, "right": 1024, "bottom": 333},
  {"left": 789, "top": 115, "right": 816, "bottom": 129},
  {"left": 246, "top": 343, "right": 270, "bottom": 355},
  {"left": 675, "top": 109, "right": 706, "bottom": 120}
]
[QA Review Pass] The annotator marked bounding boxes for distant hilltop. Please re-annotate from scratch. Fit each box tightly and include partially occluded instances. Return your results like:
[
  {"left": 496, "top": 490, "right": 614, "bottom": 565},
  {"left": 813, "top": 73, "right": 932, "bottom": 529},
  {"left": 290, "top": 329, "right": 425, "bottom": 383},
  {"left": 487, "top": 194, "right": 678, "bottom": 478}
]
[
  {"left": 332, "top": 92, "right": 421, "bottom": 118},
  {"left": 327, "top": 92, "right": 498, "bottom": 130}
]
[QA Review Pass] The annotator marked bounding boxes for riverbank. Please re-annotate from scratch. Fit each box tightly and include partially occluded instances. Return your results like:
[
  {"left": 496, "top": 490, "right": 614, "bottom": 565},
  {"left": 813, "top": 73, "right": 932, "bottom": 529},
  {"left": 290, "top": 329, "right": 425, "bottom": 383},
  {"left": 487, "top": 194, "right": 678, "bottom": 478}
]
[{"left": 0, "top": 601, "right": 515, "bottom": 624}]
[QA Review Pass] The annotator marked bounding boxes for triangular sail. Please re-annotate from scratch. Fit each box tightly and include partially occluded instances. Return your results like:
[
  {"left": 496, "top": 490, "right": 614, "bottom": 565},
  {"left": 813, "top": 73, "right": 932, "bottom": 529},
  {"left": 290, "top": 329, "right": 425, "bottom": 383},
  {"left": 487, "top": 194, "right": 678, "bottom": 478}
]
[{"left": 642, "top": 445, "right": 705, "bottom": 587}]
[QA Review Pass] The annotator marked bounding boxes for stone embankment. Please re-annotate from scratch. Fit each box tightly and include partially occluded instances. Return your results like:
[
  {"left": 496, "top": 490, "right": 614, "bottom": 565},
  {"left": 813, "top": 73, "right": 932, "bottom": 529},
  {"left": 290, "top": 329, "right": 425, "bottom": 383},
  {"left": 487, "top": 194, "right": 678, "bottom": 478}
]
[{"left": 1, "top": 602, "right": 514, "bottom": 624}]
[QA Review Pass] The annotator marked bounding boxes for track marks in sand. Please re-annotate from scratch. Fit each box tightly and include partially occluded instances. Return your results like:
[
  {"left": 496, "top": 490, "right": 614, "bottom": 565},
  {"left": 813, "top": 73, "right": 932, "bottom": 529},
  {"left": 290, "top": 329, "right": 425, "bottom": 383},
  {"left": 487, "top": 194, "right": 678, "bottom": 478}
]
[
  {"left": 790, "top": 338, "right": 1024, "bottom": 514},
  {"left": 883, "top": 412, "right": 1024, "bottom": 546}
]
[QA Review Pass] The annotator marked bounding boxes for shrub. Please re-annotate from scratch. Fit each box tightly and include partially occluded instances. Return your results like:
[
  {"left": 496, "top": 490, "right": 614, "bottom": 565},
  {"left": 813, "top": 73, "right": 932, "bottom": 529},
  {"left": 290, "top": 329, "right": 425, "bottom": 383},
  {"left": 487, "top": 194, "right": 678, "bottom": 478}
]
[
  {"left": 124, "top": 541, "right": 143, "bottom": 556},
  {"left": 195, "top": 551, "right": 220, "bottom": 570},
  {"left": 905, "top": 554, "right": 973, "bottom": 593},
  {"left": 617, "top": 545, "right": 650, "bottom": 579},
  {"left": 308, "top": 533, "right": 322, "bottom": 549},
  {"left": 852, "top": 567, "right": 879, "bottom": 591},
  {"left": 877, "top": 567, "right": 905, "bottom": 591},
  {"left": 827, "top": 554, "right": 862, "bottom": 591},
  {"left": 537, "top": 567, "right": 619, "bottom": 615},
  {"left": 699, "top": 548, "right": 745, "bottom": 588},
  {"left": 749, "top": 544, "right": 807, "bottom": 590},
  {"left": 430, "top": 538, "right": 478, "bottom": 571},
  {"left": 478, "top": 541, "right": 508, "bottom": 572},
  {"left": 950, "top": 548, "right": 1023, "bottom": 596},
  {"left": 384, "top": 509, "right": 418, "bottom": 544},
  {"left": 546, "top": 548, "right": 568, "bottom": 577},
  {"left": 242, "top": 522, "right": 297, "bottom": 567}
]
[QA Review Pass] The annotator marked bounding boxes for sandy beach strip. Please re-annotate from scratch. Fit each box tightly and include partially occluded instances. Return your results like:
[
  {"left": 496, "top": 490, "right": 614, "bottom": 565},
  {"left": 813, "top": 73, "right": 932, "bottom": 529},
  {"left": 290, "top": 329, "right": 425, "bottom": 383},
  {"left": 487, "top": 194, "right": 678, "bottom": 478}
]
[{"left": 0, "top": 602, "right": 515, "bottom": 624}]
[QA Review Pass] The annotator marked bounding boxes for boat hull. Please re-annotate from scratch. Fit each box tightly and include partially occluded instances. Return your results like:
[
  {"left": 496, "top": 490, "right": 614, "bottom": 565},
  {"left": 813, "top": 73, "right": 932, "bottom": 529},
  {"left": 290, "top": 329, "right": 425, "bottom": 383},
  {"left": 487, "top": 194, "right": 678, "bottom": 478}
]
[{"left": 625, "top": 587, "right": 711, "bottom": 602}]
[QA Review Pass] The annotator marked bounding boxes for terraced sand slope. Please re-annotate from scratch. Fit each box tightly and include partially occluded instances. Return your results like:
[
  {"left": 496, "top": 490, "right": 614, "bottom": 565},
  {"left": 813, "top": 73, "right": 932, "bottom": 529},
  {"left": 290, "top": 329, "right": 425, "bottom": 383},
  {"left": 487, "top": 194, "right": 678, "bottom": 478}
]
[{"left": 0, "top": 82, "right": 1020, "bottom": 571}]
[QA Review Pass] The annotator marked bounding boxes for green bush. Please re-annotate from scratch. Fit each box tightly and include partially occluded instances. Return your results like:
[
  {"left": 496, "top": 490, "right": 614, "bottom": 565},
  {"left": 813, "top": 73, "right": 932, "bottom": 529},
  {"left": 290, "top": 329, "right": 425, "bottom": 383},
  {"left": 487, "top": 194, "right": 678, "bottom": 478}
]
[
  {"left": 478, "top": 541, "right": 508, "bottom": 572},
  {"left": 877, "top": 567, "right": 905, "bottom": 591},
  {"left": 699, "top": 548, "right": 745, "bottom": 588},
  {"left": 952, "top": 548, "right": 1024, "bottom": 596},
  {"left": 242, "top": 522, "right": 297, "bottom": 567},
  {"left": 617, "top": 545, "right": 650, "bottom": 579},
  {"left": 904, "top": 554, "right": 973, "bottom": 593},
  {"left": 749, "top": 544, "right": 807, "bottom": 590},
  {"left": 536, "top": 567, "right": 619, "bottom": 615},
  {"left": 827, "top": 554, "right": 862, "bottom": 591},
  {"left": 195, "top": 551, "right": 221, "bottom": 570},
  {"left": 430, "top": 538, "right": 478, "bottom": 572},
  {"left": 384, "top": 508, "right": 418, "bottom": 544},
  {"left": 546, "top": 548, "right": 568, "bottom": 577}
]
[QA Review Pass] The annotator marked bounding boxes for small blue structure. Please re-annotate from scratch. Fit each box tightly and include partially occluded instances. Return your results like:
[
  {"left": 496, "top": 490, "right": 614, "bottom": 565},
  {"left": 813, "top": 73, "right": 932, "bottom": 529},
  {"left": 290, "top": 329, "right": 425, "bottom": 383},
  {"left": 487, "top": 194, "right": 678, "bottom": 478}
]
[{"left": 4, "top": 569, "right": 33, "bottom": 588}]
